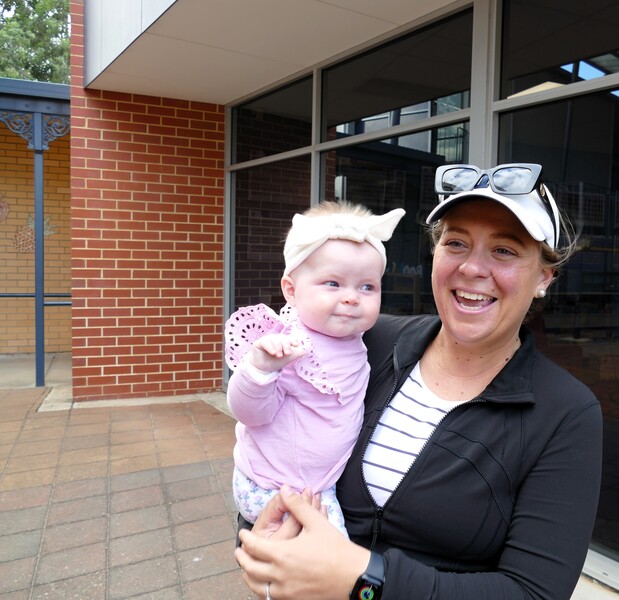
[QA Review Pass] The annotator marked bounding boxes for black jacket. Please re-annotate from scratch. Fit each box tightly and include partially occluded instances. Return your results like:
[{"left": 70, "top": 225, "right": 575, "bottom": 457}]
[{"left": 338, "top": 314, "right": 603, "bottom": 599}]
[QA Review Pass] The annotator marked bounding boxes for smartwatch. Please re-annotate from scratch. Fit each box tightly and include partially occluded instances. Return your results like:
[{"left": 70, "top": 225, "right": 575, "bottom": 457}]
[{"left": 349, "top": 551, "right": 384, "bottom": 600}]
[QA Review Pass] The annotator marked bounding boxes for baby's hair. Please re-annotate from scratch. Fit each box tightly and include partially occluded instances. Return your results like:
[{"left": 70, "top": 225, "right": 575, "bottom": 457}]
[{"left": 303, "top": 200, "right": 374, "bottom": 219}]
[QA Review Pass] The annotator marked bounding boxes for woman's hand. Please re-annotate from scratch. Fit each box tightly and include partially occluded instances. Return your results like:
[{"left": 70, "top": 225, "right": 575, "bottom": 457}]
[
  {"left": 250, "top": 484, "right": 320, "bottom": 541},
  {"left": 235, "top": 487, "right": 370, "bottom": 599}
]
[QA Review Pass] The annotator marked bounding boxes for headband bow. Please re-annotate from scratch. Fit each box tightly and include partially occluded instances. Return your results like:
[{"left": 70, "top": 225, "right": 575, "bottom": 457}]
[{"left": 283, "top": 207, "right": 405, "bottom": 275}]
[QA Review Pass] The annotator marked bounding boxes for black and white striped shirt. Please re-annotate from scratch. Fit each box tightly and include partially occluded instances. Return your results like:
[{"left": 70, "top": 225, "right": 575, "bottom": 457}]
[{"left": 362, "top": 362, "right": 466, "bottom": 507}]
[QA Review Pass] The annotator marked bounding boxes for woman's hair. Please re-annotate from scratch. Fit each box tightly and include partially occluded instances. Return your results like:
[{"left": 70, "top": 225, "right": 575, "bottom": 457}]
[{"left": 303, "top": 200, "right": 374, "bottom": 219}]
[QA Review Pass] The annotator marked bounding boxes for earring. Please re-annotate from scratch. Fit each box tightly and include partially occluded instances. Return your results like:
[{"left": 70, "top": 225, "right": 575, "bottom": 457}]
[{"left": 536, "top": 289, "right": 546, "bottom": 299}]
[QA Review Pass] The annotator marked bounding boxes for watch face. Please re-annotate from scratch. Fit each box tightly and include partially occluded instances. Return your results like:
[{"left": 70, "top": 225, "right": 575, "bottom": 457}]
[{"left": 352, "top": 582, "right": 381, "bottom": 600}]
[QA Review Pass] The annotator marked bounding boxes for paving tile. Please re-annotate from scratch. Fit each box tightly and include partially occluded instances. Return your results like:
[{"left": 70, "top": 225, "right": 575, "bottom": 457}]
[
  {"left": 16, "top": 427, "right": 65, "bottom": 443},
  {"left": 0, "top": 431, "right": 20, "bottom": 446},
  {"left": 110, "top": 468, "right": 161, "bottom": 493},
  {"left": 161, "top": 461, "right": 212, "bottom": 484},
  {"left": 0, "top": 530, "right": 42, "bottom": 562},
  {"left": 110, "top": 407, "right": 151, "bottom": 421},
  {"left": 110, "top": 418, "right": 152, "bottom": 433},
  {"left": 23, "top": 415, "right": 67, "bottom": 430},
  {"left": 110, "top": 505, "right": 170, "bottom": 539},
  {"left": 177, "top": 539, "right": 238, "bottom": 582},
  {"left": 111, "top": 484, "right": 165, "bottom": 513},
  {"left": 131, "top": 587, "right": 183, "bottom": 600},
  {"left": 110, "top": 430, "right": 154, "bottom": 445},
  {"left": 61, "top": 433, "right": 109, "bottom": 451},
  {"left": 173, "top": 515, "right": 236, "bottom": 551},
  {"left": 52, "top": 477, "right": 107, "bottom": 502},
  {"left": 68, "top": 409, "right": 110, "bottom": 424},
  {"left": 11, "top": 439, "right": 62, "bottom": 458},
  {"left": 58, "top": 445, "right": 109, "bottom": 467},
  {"left": 109, "top": 528, "right": 174, "bottom": 567},
  {"left": 5, "top": 453, "right": 60, "bottom": 474},
  {"left": 0, "top": 444, "right": 11, "bottom": 461},
  {"left": 108, "top": 555, "right": 180, "bottom": 600},
  {"left": 169, "top": 495, "right": 228, "bottom": 525},
  {"left": 41, "top": 516, "right": 107, "bottom": 554},
  {"left": 155, "top": 425, "right": 198, "bottom": 440},
  {"left": 30, "top": 571, "right": 106, "bottom": 600},
  {"left": 0, "top": 506, "right": 47, "bottom": 535},
  {"left": 0, "top": 486, "right": 51, "bottom": 511},
  {"left": 159, "top": 449, "right": 208, "bottom": 468},
  {"left": 0, "top": 469, "right": 56, "bottom": 491},
  {"left": 0, "top": 420, "right": 24, "bottom": 434},
  {"left": 166, "top": 475, "right": 220, "bottom": 502},
  {"left": 201, "top": 431, "right": 235, "bottom": 458},
  {"left": 47, "top": 495, "right": 107, "bottom": 526},
  {"left": 223, "top": 491, "right": 238, "bottom": 514},
  {"left": 0, "top": 589, "right": 30, "bottom": 599},
  {"left": 64, "top": 423, "right": 110, "bottom": 437},
  {"left": 110, "top": 454, "right": 159, "bottom": 476},
  {"left": 184, "top": 570, "right": 253, "bottom": 600},
  {"left": 0, "top": 556, "right": 36, "bottom": 594},
  {"left": 110, "top": 440, "right": 157, "bottom": 461},
  {"left": 156, "top": 438, "right": 204, "bottom": 454},
  {"left": 34, "top": 542, "right": 106, "bottom": 585},
  {"left": 55, "top": 461, "right": 108, "bottom": 482},
  {"left": 209, "top": 456, "right": 235, "bottom": 477}
]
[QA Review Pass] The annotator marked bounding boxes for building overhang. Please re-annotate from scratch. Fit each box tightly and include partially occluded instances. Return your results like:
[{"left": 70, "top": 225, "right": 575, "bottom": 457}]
[{"left": 84, "top": 0, "right": 457, "bottom": 107}]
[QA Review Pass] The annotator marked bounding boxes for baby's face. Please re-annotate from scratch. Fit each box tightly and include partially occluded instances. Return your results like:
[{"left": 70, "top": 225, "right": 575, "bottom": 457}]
[{"left": 284, "top": 239, "right": 383, "bottom": 338}]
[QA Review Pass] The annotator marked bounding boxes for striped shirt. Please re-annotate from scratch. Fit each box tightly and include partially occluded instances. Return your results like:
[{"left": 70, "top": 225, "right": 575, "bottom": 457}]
[{"left": 362, "top": 362, "right": 467, "bottom": 507}]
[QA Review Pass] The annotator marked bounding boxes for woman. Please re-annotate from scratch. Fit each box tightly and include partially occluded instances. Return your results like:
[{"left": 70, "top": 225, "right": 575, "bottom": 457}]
[{"left": 235, "top": 164, "right": 603, "bottom": 600}]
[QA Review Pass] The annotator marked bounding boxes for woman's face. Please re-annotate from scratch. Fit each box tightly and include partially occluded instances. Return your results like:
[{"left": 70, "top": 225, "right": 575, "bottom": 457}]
[{"left": 431, "top": 199, "right": 554, "bottom": 350}]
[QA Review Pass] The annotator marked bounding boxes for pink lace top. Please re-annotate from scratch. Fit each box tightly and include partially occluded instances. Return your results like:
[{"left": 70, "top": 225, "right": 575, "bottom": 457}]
[{"left": 225, "top": 303, "right": 369, "bottom": 492}]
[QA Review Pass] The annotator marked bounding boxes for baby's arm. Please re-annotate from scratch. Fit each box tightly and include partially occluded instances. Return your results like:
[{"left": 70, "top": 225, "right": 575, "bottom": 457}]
[{"left": 247, "top": 333, "right": 306, "bottom": 373}]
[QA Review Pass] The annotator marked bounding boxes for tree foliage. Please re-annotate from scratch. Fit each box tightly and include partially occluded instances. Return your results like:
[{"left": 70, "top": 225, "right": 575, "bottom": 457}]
[{"left": 0, "top": 0, "right": 70, "bottom": 83}]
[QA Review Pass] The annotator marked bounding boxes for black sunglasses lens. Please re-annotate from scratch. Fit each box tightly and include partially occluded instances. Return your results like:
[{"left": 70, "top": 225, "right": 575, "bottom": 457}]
[
  {"left": 492, "top": 167, "right": 535, "bottom": 193},
  {"left": 441, "top": 168, "right": 480, "bottom": 193}
]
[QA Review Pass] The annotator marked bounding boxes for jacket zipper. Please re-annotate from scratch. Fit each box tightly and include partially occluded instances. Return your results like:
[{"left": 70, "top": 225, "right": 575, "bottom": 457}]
[
  {"left": 362, "top": 344, "right": 401, "bottom": 551},
  {"left": 361, "top": 344, "right": 487, "bottom": 549}
]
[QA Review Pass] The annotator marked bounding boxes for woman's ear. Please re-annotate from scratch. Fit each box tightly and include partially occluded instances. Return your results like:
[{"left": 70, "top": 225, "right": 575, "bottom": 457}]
[
  {"left": 538, "top": 267, "right": 555, "bottom": 294},
  {"left": 281, "top": 275, "right": 296, "bottom": 305}
]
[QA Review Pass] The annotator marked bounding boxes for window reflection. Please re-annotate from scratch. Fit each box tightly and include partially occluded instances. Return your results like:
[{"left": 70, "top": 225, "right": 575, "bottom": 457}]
[
  {"left": 498, "top": 90, "right": 619, "bottom": 560},
  {"left": 233, "top": 158, "right": 311, "bottom": 310},
  {"left": 232, "top": 77, "right": 313, "bottom": 164},
  {"left": 501, "top": 0, "right": 619, "bottom": 99},
  {"left": 322, "top": 10, "right": 472, "bottom": 142}
]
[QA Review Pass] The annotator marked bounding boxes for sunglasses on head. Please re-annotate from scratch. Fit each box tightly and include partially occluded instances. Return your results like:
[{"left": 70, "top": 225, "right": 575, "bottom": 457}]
[
  {"left": 435, "top": 163, "right": 543, "bottom": 195},
  {"left": 434, "top": 163, "right": 559, "bottom": 248}
]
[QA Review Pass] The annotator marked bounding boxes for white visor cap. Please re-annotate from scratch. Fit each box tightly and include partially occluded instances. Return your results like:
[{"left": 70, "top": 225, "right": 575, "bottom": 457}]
[{"left": 425, "top": 185, "right": 558, "bottom": 249}]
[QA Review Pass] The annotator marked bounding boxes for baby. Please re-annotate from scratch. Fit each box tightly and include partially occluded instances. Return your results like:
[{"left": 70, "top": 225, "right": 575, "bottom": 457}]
[{"left": 225, "top": 201, "right": 405, "bottom": 535}]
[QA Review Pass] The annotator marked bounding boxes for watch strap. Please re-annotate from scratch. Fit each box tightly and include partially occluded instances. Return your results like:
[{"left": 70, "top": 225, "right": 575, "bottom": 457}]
[
  {"left": 349, "top": 551, "right": 384, "bottom": 599},
  {"left": 364, "top": 551, "right": 385, "bottom": 585}
]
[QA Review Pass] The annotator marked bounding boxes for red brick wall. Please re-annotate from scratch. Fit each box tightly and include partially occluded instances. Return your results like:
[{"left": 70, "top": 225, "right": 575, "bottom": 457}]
[{"left": 70, "top": 1, "right": 225, "bottom": 401}]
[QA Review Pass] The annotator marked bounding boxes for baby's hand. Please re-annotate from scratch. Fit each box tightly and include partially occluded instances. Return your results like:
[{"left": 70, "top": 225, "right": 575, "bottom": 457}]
[{"left": 248, "top": 333, "right": 306, "bottom": 372}]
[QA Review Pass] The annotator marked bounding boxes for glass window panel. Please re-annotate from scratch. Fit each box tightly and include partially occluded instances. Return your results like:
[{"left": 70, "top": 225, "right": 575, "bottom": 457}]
[
  {"left": 498, "top": 88, "right": 619, "bottom": 561},
  {"left": 322, "top": 10, "right": 472, "bottom": 142},
  {"left": 321, "top": 122, "right": 468, "bottom": 316},
  {"left": 233, "top": 157, "right": 311, "bottom": 310},
  {"left": 232, "top": 77, "right": 313, "bottom": 164},
  {"left": 501, "top": 0, "right": 619, "bottom": 99}
]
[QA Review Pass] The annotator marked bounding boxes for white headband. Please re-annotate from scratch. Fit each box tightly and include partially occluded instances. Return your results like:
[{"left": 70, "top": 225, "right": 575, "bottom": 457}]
[{"left": 283, "top": 207, "right": 405, "bottom": 275}]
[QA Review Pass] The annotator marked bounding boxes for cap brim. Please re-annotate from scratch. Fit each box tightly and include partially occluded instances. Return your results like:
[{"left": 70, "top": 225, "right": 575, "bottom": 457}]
[{"left": 425, "top": 187, "right": 550, "bottom": 244}]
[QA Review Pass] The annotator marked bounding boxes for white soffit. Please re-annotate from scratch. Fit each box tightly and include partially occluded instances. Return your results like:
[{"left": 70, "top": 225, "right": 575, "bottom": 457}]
[{"left": 86, "top": 0, "right": 455, "bottom": 106}]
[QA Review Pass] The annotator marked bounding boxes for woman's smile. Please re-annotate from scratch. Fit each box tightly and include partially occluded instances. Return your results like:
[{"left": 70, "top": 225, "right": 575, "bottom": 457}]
[{"left": 454, "top": 289, "right": 496, "bottom": 311}]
